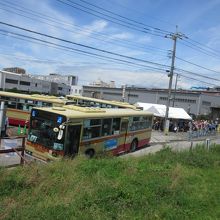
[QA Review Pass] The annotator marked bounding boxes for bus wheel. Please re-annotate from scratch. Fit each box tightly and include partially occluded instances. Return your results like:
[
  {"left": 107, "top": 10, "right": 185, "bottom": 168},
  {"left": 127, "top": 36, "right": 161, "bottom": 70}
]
[
  {"left": 130, "top": 139, "right": 138, "bottom": 152},
  {"left": 85, "top": 149, "right": 95, "bottom": 158}
]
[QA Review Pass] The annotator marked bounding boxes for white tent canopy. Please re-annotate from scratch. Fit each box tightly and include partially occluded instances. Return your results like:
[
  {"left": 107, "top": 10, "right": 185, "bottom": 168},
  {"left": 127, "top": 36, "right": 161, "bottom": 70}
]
[{"left": 136, "top": 102, "right": 192, "bottom": 120}]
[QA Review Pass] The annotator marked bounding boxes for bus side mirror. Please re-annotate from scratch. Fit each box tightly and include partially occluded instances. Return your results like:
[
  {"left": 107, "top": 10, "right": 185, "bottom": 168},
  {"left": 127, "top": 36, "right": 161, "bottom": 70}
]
[
  {"left": 53, "top": 127, "right": 59, "bottom": 132},
  {"left": 57, "top": 130, "right": 63, "bottom": 140},
  {"left": 57, "top": 125, "right": 65, "bottom": 140}
]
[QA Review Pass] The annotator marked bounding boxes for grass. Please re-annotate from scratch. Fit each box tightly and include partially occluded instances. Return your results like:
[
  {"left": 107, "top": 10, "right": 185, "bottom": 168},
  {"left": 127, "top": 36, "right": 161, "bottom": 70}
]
[{"left": 0, "top": 145, "right": 220, "bottom": 219}]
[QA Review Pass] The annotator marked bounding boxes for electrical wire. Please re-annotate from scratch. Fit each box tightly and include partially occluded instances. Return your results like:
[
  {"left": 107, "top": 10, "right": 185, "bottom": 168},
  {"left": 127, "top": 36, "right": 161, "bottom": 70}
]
[
  {"left": 0, "top": 29, "right": 168, "bottom": 73},
  {"left": 0, "top": 2, "right": 169, "bottom": 55},
  {"left": 186, "top": 37, "right": 220, "bottom": 55},
  {"left": 176, "top": 56, "right": 220, "bottom": 74},
  {"left": 0, "top": 21, "right": 170, "bottom": 68},
  {"left": 74, "top": 0, "right": 172, "bottom": 34},
  {"left": 175, "top": 67, "right": 220, "bottom": 82},
  {"left": 1, "top": 29, "right": 218, "bottom": 87},
  {"left": 177, "top": 73, "right": 219, "bottom": 87},
  {"left": 56, "top": 0, "right": 166, "bottom": 37},
  {"left": 179, "top": 40, "right": 220, "bottom": 60}
]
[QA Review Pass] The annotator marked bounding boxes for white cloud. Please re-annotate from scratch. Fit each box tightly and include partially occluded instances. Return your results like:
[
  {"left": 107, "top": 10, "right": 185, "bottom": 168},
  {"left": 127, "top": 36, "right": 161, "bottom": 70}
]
[
  {"left": 136, "top": 35, "right": 152, "bottom": 44},
  {"left": 109, "top": 32, "right": 133, "bottom": 40}
]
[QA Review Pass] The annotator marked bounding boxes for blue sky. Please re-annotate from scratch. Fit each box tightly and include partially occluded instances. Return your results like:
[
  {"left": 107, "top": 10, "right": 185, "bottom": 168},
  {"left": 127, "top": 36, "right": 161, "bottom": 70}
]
[{"left": 0, "top": 0, "right": 220, "bottom": 89}]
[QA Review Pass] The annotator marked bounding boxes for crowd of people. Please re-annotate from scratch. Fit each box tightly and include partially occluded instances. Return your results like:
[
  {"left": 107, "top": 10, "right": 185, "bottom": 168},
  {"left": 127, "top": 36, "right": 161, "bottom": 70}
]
[{"left": 153, "top": 118, "right": 218, "bottom": 133}]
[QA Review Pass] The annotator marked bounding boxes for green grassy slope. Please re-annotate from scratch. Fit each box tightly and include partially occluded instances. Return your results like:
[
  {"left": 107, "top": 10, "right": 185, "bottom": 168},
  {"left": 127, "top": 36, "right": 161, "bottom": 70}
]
[{"left": 1, "top": 146, "right": 220, "bottom": 220}]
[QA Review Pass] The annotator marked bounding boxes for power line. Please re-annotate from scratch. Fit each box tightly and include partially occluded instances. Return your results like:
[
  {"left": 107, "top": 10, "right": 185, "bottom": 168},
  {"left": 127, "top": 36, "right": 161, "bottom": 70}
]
[
  {"left": 63, "top": 0, "right": 168, "bottom": 35},
  {"left": 179, "top": 40, "right": 220, "bottom": 60},
  {"left": 186, "top": 37, "right": 220, "bottom": 55},
  {"left": 55, "top": 0, "right": 166, "bottom": 37},
  {"left": 74, "top": 0, "right": 172, "bottom": 34},
  {"left": 177, "top": 73, "right": 219, "bottom": 87},
  {"left": 0, "top": 1, "right": 169, "bottom": 55},
  {"left": 0, "top": 29, "right": 168, "bottom": 73},
  {"left": 0, "top": 21, "right": 170, "bottom": 69},
  {"left": 1, "top": 30, "right": 218, "bottom": 88},
  {"left": 103, "top": 0, "right": 175, "bottom": 27},
  {"left": 175, "top": 67, "right": 220, "bottom": 82},
  {"left": 184, "top": 39, "right": 220, "bottom": 57},
  {"left": 176, "top": 56, "right": 220, "bottom": 74}
]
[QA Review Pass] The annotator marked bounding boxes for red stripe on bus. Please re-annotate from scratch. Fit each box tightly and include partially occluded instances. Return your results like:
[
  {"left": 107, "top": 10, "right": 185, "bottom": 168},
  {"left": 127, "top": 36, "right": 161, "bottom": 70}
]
[{"left": 111, "top": 138, "right": 150, "bottom": 155}]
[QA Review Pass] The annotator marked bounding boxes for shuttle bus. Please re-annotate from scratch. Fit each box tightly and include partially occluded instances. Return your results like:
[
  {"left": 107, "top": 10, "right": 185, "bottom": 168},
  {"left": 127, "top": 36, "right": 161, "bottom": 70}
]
[
  {"left": 0, "top": 91, "right": 72, "bottom": 126},
  {"left": 66, "top": 94, "right": 137, "bottom": 109},
  {"left": 26, "top": 105, "right": 153, "bottom": 161}
]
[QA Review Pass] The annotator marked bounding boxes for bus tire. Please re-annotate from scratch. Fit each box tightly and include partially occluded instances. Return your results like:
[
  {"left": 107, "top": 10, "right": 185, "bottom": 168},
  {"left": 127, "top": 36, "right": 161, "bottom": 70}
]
[
  {"left": 130, "top": 139, "right": 138, "bottom": 152},
  {"left": 85, "top": 149, "right": 95, "bottom": 158}
]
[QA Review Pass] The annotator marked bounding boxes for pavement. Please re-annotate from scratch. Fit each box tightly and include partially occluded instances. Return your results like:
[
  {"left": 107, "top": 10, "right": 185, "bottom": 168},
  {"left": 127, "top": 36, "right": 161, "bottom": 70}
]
[{"left": 125, "top": 130, "right": 220, "bottom": 157}]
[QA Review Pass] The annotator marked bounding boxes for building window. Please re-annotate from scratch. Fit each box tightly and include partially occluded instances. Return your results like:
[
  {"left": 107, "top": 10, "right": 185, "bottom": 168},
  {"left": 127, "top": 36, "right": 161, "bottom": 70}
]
[
  {"left": 20, "top": 81, "right": 31, "bottom": 86},
  {"left": 5, "top": 78, "right": 18, "bottom": 84},
  {"left": 202, "top": 101, "right": 211, "bottom": 106},
  {"left": 159, "top": 97, "right": 168, "bottom": 101},
  {"left": 128, "top": 94, "right": 139, "bottom": 98},
  {"left": 159, "top": 97, "right": 196, "bottom": 104},
  {"left": 58, "top": 87, "right": 63, "bottom": 90},
  {"left": 103, "top": 92, "right": 122, "bottom": 96},
  {"left": 35, "top": 83, "right": 37, "bottom": 87}
]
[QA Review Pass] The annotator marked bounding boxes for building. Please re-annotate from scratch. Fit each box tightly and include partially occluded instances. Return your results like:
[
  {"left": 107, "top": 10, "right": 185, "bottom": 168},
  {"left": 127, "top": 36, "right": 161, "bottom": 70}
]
[
  {"left": 82, "top": 85, "right": 220, "bottom": 117},
  {"left": 35, "top": 73, "right": 78, "bottom": 95},
  {"left": 90, "top": 79, "right": 116, "bottom": 88},
  {"left": 35, "top": 73, "right": 78, "bottom": 86},
  {"left": 70, "top": 85, "right": 83, "bottom": 95},
  {"left": 3, "top": 67, "right": 26, "bottom": 74},
  {"left": 0, "top": 69, "right": 71, "bottom": 95}
]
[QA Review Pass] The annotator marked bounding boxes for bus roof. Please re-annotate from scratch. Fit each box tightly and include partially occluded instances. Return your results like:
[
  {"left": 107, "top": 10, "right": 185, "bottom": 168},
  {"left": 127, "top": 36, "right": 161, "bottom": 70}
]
[
  {"left": 33, "top": 105, "right": 153, "bottom": 119},
  {"left": 0, "top": 91, "right": 67, "bottom": 104},
  {"left": 66, "top": 95, "right": 137, "bottom": 109}
]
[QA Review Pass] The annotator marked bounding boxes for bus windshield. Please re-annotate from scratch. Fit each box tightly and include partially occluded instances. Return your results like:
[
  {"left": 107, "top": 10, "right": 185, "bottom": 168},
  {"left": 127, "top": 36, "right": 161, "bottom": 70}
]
[{"left": 28, "top": 109, "right": 66, "bottom": 151}]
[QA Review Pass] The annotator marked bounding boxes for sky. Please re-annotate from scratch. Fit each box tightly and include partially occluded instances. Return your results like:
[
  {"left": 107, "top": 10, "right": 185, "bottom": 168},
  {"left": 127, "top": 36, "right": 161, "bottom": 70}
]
[{"left": 0, "top": 0, "right": 220, "bottom": 89}]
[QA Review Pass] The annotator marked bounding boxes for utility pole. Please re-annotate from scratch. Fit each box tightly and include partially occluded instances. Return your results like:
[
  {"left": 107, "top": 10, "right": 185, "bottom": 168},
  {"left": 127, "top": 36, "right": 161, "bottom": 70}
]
[
  {"left": 164, "top": 28, "right": 186, "bottom": 135},
  {"left": 122, "top": 85, "right": 126, "bottom": 102},
  {"left": 172, "top": 73, "right": 180, "bottom": 107}
]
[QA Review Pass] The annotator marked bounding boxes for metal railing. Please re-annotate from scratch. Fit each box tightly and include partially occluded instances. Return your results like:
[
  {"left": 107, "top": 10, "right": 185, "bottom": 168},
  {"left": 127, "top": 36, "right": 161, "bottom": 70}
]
[
  {"left": 0, "top": 136, "right": 28, "bottom": 166},
  {"left": 188, "top": 129, "right": 217, "bottom": 140}
]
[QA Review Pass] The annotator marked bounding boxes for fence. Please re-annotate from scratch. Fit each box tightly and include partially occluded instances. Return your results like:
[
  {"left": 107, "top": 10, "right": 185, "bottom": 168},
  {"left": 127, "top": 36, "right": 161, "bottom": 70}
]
[
  {"left": 0, "top": 136, "right": 27, "bottom": 167},
  {"left": 188, "top": 129, "right": 217, "bottom": 140}
]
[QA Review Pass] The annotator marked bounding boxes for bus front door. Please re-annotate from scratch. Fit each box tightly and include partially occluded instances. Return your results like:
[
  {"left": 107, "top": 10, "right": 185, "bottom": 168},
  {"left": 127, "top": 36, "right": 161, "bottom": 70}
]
[{"left": 65, "top": 124, "right": 82, "bottom": 156}]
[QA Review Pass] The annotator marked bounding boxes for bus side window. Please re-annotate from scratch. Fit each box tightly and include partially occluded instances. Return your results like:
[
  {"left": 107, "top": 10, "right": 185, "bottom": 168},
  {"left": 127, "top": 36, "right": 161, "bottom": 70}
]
[
  {"left": 7, "top": 101, "right": 17, "bottom": 109},
  {"left": 82, "top": 119, "right": 101, "bottom": 140},
  {"left": 112, "top": 118, "right": 120, "bottom": 135},
  {"left": 143, "top": 116, "right": 152, "bottom": 128},
  {"left": 102, "top": 118, "right": 112, "bottom": 136},
  {"left": 23, "top": 104, "right": 28, "bottom": 111},
  {"left": 17, "top": 103, "right": 23, "bottom": 110}
]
